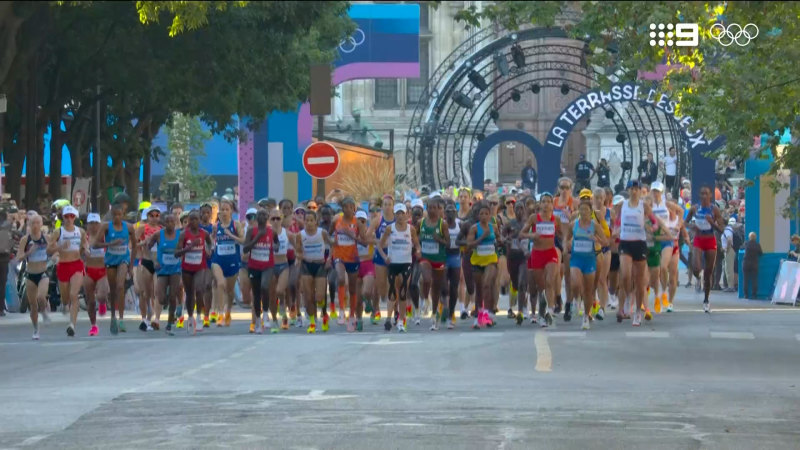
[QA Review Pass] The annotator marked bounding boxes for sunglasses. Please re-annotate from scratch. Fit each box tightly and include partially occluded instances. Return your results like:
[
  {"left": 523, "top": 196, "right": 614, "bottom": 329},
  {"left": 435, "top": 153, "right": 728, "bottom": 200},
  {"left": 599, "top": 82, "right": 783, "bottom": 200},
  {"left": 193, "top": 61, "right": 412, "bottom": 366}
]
[
  {"left": 270, "top": 217, "right": 281, "bottom": 222},
  {"left": 559, "top": 185, "right": 570, "bottom": 190},
  {"left": 505, "top": 201, "right": 515, "bottom": 205},
  {"left": 246, "top": 214, "right": 256, "bottom": 220},
  {"left": 64, "top": 214, "right": 76, "bottom": 219},
  {"left": 489, "top": 201, "right": 499, "bottom": 206}
]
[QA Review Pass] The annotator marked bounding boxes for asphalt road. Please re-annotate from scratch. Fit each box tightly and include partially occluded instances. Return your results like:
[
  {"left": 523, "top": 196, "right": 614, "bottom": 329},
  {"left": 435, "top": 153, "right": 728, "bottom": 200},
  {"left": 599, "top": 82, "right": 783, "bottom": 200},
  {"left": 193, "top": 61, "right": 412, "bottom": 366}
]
[{"left": 1, "top": 287, "right": 799, "bottom": 450}]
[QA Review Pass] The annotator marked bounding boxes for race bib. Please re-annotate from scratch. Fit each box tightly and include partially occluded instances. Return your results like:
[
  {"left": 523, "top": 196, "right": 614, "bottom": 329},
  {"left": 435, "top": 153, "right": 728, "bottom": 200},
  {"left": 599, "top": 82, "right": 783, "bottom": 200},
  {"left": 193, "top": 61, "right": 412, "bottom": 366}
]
[
  {"left": 536, "top": 223, "right": 555, "bottom": 235},
  {"left": 29, "top": 247, "right": 48, "bottom": 263},
  {"left": 422, "top": 240, "right": 439, "bottom": 254},
  {"left": 511, "top": 239, "right": 520, "bottom": 250},
  {"left": 695, "top": 217, "right": 712, "bottom": 231},
  {"left": 185, "top": 251, "right": 202, "bottom": 265},
  {"left": 89, "top": 247, "right": 106, "bottom": 259},
  {"left": 573, "top": 240, "right": 593, "bottom": 254},
  {"left": 162, "top": 253, "right": 180, "bottom": 266},
  {"left": 477, "top": 243, "right": 495, "bottom": 256},
  {"left": 337, "top": 233, "right": 355, "bottom": 246},
  {"left": 108, "top": 244, "right": 128, "bottom": 255},
  {"left": 357, "top": 243, "right": 370, "bottom": 257},
  {"left": 646, "top": 238, "right": 655, "bottom": 248},
  {"left": 304, "top": 243, "right": 324, "bottom": 260},
  {"left": 251, "top": 247, "right": 271, "bottom": 262},
  {"left": 217, "top": 243, "right": 236, "bottom": 256}
]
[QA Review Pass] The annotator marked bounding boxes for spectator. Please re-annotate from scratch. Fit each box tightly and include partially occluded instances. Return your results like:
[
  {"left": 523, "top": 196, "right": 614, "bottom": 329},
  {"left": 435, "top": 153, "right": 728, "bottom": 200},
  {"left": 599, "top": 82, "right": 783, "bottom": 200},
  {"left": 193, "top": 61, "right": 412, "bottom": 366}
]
[
  {"left": 743, "top": 232, "right": 763, "bottom": 299},
  {"left": 663, "top": 147, "right": 678, "bottom": 194},
  {"left": 721, "top": 218, "right": 737, "bottom": 292},
  {"left": 637, "top": 152, "right": 658, "bottom": 185},
  {"left": 0, "top": 210, "right": 11, "bottom": 316},
  {"left": 521, "top": 160, "right": 537, "bottom": 193},
  {"left": 788, "top": 234, "right": 800, "bottom": 262},
  {"left": 595, "top": 158, "right": 611, "bottom": 188},
  {"left": 483, "top": 179, "right": 496, "bottom": 195},
  {"left": 574, "top": 154, "right": 594, "bottom": 191}
]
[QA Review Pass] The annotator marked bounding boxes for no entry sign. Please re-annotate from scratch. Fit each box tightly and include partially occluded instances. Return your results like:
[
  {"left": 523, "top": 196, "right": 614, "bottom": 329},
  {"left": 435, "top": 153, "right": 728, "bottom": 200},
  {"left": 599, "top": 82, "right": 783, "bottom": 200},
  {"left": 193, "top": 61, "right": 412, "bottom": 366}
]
[{"left": 303, "top": 142, "right": 340, "bottom": 179}]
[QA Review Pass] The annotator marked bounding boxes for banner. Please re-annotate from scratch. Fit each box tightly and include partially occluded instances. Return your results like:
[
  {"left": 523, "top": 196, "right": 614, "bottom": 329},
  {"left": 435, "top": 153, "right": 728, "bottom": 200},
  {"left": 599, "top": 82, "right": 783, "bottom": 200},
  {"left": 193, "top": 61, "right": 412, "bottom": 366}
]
[
  {"left": 71, "top": 177, "right": 92, "bottom": 215},
  {"left": 771, "top": 260, "right": 800, "bottom": 306}
]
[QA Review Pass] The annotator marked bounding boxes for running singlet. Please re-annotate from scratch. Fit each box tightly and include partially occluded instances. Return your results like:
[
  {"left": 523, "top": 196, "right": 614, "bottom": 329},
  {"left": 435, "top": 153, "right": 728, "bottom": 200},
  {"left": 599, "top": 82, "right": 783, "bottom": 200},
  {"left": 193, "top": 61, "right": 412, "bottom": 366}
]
[
  {"left": 274, "top": 228, "right": 290, "bottom": 258},
  {"left": 419, "top": 218, "right": 446, "bottom": 263},
  {"left": 301, "top": 229, "right": 325, "bottom": 261},
  {"left": 247, "top": 226, "right": 275, "bottom": 270},
  {"left": 141, "top": 224, "right": 160, "bottom": 260},
  {"left": 447, "top": 219, "right": 461, "bottom": 252},
  {"left": 181, "top": 228, "right": 208, "bottom": 272},
  {"left": 26, "top": 235, "right": 49, "bottom": 263},
  {"left": 213, "top": 221, "right": 240, "bottom": 262},
  {"left": 199, "top": 223, "right": 214, "bottom": 268},
  {"left": 387, "top": 224, "right": 413, "bottom": 264},
  {"left": 58, "top": 227, "right": 82, "bottom": 252},
  {"left": 104, "top": 223, "right": 130, "bottom": 267},
  {"left": 620, "top": 200, "right": 646, "bottom": 241},
  {"left": 357, "top": 240, "right": 373, "bottom": 259},
  {"left": 535, "top": 214, "right": 556, "bottom": 239},
  {"left": 666, "top": 216, "right": 681, "bottom": 245},
  {"left": 157, "top": 229, "right": 182, "bottom": 275},
  {"left": 652, "top": 198, "right": 670, "bottom": 223},
  {"left": 572, "top": 220, "right": 596, "bottom": 256},
  {"left": 553, "top": 196, "right": 573, "bottom": 224},
  {"left": 373, "top": 216, "right": 395, "bottom": 264},
  {"left": 470, "top": 223, "right": 498, "bottom": 266},
  {"left": 332, "top": 216, "right": 358, "bottom": 263},
  {"left": 694, "top": 206, "right": 715, "bottom": 235}
]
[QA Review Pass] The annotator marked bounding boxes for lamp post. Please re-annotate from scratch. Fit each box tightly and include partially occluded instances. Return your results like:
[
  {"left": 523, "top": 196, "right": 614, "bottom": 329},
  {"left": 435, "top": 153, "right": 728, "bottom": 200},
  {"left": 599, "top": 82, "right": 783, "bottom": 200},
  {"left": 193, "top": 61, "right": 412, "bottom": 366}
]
[
  {"left": 0, "top": 94, "right": 6, "bottom": 201},
  {"left": 93, "top": 85, "right": 101, "bottom": 213}
]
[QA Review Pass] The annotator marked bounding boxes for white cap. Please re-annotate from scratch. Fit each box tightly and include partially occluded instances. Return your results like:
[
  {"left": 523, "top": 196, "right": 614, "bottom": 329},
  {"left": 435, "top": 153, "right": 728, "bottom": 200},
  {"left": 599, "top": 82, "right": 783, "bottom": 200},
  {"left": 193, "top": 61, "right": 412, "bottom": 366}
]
[
  {"left": 430, "top": 192, "right": 442, "bottom": 199},
  {"left": 411, "top": 199, "right": 424, "bottom": 209},
  {"left": 62, "top": 205, "right": 78, "bottom": 217},
  {"left": 87, "top": 213, "right": 101, "bottom": 223},
  {"left": 651, "top": 181, "right": 665, "bottom": 192},
  {"left": 245, "top": 208, "right": 258, "bottom": 216},
  {"left": 394, "top": 203, "right": 407, "bottom": 214},
  {"left": 355, "top": 210, "right": 368, "bottom": 220},
  {"left": 728, "top": 218, "right": 737, "bottom": 225},
  {"left": 612, "top": 195, "right": 625, "bottom": 206}
]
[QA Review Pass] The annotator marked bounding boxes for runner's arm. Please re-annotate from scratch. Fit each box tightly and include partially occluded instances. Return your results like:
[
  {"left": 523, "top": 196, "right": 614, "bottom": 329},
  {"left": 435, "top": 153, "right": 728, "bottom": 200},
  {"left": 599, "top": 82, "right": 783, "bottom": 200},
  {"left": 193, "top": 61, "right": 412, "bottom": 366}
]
[{"left": 46, "top": 229, "right": 61, "bottom": 256}]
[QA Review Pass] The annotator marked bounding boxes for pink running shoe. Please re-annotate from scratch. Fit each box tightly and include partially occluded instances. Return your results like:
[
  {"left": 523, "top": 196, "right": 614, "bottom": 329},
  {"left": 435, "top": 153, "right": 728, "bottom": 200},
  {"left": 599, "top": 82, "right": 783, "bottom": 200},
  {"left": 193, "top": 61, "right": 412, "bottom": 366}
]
[
  {"left": 88, "top": 325, "right": 99, "bottom": 336},
  {"left": 477, "top": 310, "right": 491, "bottom": 328},
  {"left": 98, "top": 302, "right": 107, "bottom": 317}
]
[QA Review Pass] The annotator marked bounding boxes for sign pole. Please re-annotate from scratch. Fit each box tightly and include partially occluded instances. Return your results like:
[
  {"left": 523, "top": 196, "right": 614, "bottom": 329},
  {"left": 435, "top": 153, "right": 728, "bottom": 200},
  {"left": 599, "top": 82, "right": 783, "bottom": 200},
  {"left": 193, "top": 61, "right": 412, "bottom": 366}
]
[{"left": 317, "top": 115, "right": 325, "bottom": 198}]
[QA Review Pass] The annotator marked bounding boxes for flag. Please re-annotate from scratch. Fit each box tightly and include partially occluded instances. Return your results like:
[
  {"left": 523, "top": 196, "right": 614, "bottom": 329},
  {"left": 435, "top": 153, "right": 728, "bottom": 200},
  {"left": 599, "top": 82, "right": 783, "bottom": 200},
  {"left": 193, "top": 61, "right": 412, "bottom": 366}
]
[{"left": 71, "top": 177, "right": 92, "bottom": 215}]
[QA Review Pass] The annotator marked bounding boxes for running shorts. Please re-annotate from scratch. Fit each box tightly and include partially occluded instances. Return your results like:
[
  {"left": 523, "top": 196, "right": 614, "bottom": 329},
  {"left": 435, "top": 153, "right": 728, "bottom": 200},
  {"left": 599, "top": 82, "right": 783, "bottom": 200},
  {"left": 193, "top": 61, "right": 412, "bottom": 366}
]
[
  {"left": 86, "top": 266, "right": 107, "bottom": 282},
  {"left": 358, "top": 259, "right": 376, "bottom": 278},
  {"left": 528, "top": 247, "right": 559, "bottom": 270},
  {"left": 141, "top": 259, "right": 155, "bottom": 275},
  {"left": 646, "top": 247, "right": 662, "bottom": 268},
  {"left": 57, "top": 259, "right": 85, "bottom": 282},
  {"left": 610, "top": 252, "right": 620, "bottom": 272},
  {"left": 619, "top": 241, "right": 648, "bottom": 262},
  {"left": 446, "top": 253, "right": 461, "bottom": 269},
  {"left": 693, "top": 235, "right": 717, "bottom": 251},
  {"left": 301, "top": 261, "right": 326, "bottom": 278},
  {"left": 420, "top": 258, "right": 445, "bottom": 270},
  {"left": 335, "top": 259, "right": 360, "bottom": 274},
  {"left": 569, "top": 255, "right": 597, "bottom": 274}
]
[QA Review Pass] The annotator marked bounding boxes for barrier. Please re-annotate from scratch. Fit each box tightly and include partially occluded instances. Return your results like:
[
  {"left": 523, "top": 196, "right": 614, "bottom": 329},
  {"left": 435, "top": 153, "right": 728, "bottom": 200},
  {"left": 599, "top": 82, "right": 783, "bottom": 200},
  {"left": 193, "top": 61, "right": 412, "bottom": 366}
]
[
  {"left": 738, "top": 250, "right": 783, "bottom": 300},
  {"left": 770, "top": 260, "right": 800, "bottom": 306}
]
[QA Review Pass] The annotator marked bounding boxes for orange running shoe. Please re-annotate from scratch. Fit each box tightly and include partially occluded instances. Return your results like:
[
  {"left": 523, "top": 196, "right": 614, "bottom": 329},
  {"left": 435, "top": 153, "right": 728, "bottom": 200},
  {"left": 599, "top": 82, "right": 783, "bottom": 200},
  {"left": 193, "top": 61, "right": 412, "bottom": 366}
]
[{"left": 224, "top": 312, "right": 232, "bottom": 327}]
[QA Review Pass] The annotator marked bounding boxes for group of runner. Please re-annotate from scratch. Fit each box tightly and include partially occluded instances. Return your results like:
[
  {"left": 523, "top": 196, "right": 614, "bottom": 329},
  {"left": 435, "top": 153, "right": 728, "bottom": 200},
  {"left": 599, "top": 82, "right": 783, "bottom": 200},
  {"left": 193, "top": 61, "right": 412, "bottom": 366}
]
[{"left": 15, "top": 176, "right": 726, "bottom": 340}]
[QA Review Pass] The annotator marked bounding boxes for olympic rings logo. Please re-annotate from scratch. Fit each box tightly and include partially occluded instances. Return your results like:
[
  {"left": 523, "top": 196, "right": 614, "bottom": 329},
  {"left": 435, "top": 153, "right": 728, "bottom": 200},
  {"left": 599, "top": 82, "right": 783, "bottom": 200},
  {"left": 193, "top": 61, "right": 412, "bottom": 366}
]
[
  {"left": 338, "top": 28, "right": 366, "bottom": 54},
  {"left": 709, "top": 23, "right": 759, "bottom": 47}
]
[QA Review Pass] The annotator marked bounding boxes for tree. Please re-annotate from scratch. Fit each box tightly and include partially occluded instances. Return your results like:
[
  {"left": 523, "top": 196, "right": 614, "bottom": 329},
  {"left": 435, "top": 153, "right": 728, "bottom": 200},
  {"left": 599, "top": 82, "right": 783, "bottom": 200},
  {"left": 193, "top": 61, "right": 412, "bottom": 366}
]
[
  {"left": 161, "top": 112, "right": 215, "bottom": 201},
  {"left": 455, "top": 2, "right": 800, "bottom": 214}
]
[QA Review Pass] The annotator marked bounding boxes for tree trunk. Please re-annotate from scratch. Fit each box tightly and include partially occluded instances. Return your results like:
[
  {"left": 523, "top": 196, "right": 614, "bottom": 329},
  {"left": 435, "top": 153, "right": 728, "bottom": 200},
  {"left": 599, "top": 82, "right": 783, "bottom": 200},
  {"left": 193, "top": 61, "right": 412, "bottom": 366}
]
[
  {"left": 49, "top": 117, "right": 64, "bottom": 199},
  {"left": 24, "top": 57, "right": 39, "bottom": 208},
  {"left": 124, "top": 156, "right": 141, "bottom": 205}
]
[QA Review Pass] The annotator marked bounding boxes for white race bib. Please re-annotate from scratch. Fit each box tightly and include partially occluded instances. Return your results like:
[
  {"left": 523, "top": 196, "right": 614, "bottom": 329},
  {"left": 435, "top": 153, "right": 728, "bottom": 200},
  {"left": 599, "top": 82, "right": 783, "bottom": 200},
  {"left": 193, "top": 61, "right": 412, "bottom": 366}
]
[
  {"left": 217, "top": 243, "right": 236, "bottom": 256},
  {"left": 422, "top": 240, "right": 439, "bottom": 254},
  {"left": 573, "top": 240, "right": 593, "bottom": 254},
  {"left": 477, "top": 243, "right": 495, "bottom": 256},
  {"left": 251, "top": 247, "right": 270, "bottom": 262},
  {"left": 185, "top": 251, "right": 202, "bottom": 265},
  {"left": 357, "top": 243, "right": 370, "bottom": 257},
  {"left": 536, "top": 223, "right": 555, "bottom": 235},
  {"left": 89, "top": 247, "right": 106, "bottom": 258},
  {"left": 304, "top": 243, "right": 324, "bottom": 261},
  {"left": 108, "top": 244, "right": 128, "bottom": 255},
  {"left": 337, "top": 233, "right": 355, "bottom": 246},
  {"left": 162, "top": 253, "right": 180, "bottom": 265}
]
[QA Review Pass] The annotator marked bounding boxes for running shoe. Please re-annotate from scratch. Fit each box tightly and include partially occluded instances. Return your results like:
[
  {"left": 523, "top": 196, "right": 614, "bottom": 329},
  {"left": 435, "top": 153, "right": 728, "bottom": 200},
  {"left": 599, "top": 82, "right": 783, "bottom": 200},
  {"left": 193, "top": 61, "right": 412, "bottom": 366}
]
[
  {"left": 271, "top": 320, "right": 279, "bottom": 333},
  {"left": 98, "top": 302, "right": 107, "bottom": 317},
  {"left": 217, "top": 317, "right": 224, "bottom": 328},
  {"left": 530, "top": 316, "right": 538, "bottom": 325},
  {"left": 166, "top": 323, "right": 174, "bottom": 336},
  {"left": 616, "top": 311, "right": 625, "bottom": 323},
  {"left": 374, "top": 311, "right": 382, "bottom": 324},
  {"left": 447, "top": 319, "right": 455, "bottom": 330},
  {"left": 210, "top": 311, "right": 218, "bottom": 323},
  {"left": 591, "top": 302, "right": 599, "bottom": 317},
  {"left": 330, "top": 305, "right": 338, "bottom": 319},
  {"left": 545, "top": 311, "right": 553, "bottom": 328},
  {"left": 89, "top": 325, "right": 99, "bottom": 337},
  {"left": 384, "top": 319, "right": 392, "bottom": 332},
  {"left": 654, "top": 296, "right": 662, "bottom": 313},
  {"left": 364, "top": 299, "right": 373, "bottom": 314},
  {"left": 595, "top": 308, "right": 605, "bottom": 321},
  {"left": 356, "top": 319, "right": 363, "bottom": 332},
  {"left": 666, "top": 303, "right": 674, "bottom": 313},
  {"left": 203, "top": 318, "right": 210, "bottom": 328},
  {"left": 146, "top": 323, "right": 154, "bottom": 332},
  {"left": 337, "top": 310, "right": 346, "bottom": 326},
  {"left": 430, "top": 319, "right": 438, "bottom": 331},
  {"left": 118, "top": 320, "right": 127, "bottom": 333},
  {"left": 152, "top": 321, "right": 160, "bottom": 331},
  {"left": 398, "top": 319, "right": 406, "bottom": 333},
  {"left": 66, "top": 324, "right": 75, "bottom": 337},
  {"left": 255, "top": 318, "right": 263, "bottom": 335},
  {"left": 460, "top": 311, "right": 469, "bottom": 321},
  {"left": 472, "top": 317, "right": 480, "bottom": 330},
  {"left": 307, "top": 322, "right": 316, "bottom": 334},
  {"left": 507, "top": 308, "right": 515, "bottom": 319},
  {"left": 249, "top": 321, "right": 255, "bottom": 334},
  {"left": 554, "top": 296, "right": 562, "bottom": 314},
  {"left": 289, "top": 316, "right": 296, "bottom": 327},
  {"left": 516, "top": 312, "right": 524, "bottom": 326},
  {"left": 32, "top": 330, "right": 39, "bottom": 340},
  {"left": 225, "top": 313, "right": 232, "bottom": 327},
  {"left": 189, "top": 317, "right": 198, "bottom": 335},
  {"left": 347, "top": 318, "right": 356, "bottom": 333},
  {"left": 322, "top": 314, "right": 330, "bottom": 332},
  {"left": 662, "top": 293, "right": 669, "bottom": 309},
  {"left": 703, "top": 301, "right": 711, "bottom": 313},
  {"left": 644, "top": 309, "right": 652, "bottom": 321},
  {"left": 581, "top": 316, "right": 590, "bottom": 330},
  {"left": 563, "top": 301, "right": 572, "bottom": 322},
  {"left": 110, "top": 317, "right": 119, "bottom": 335},
  {"left": 176, "top": 316, "right": 184, "bottom": 329},
  {"left": 414, "top": 317, "right": 421, "bottom": 326},
  {"left": 632, "top": 312, "right": 642, "bottom": 327},
  {"left": 139, "top": 320, "right": 148, "bottom": 332},
  {"left": 577, "top": 302, "right": 584, "bottom": 317},
  {"left": 406, "top": 305, "right": 413, "bottom": 319},
  {"left": 281, "top": 317, "right": 290, "bottom": 330}
]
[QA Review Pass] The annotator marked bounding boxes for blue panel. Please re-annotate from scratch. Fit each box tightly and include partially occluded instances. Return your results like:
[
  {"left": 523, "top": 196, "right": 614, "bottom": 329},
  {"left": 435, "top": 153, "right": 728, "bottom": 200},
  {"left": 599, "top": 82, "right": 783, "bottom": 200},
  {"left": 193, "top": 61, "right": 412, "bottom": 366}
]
[
  {"left": 266, "top": 110, "right": 300, "bottom": 200},
  {"left": 253, "top": 121, "right": 269, "bottom": 200},
  {"left": 349, "top": 3, "right": 419, "bottom": 20},
  {"left": 336, "top": 10, "right": 420, "bottom": 67},
  {"left": 150, "top": 124, "right": 238, "bottom": 176},
  {"left": 369, "top": 18, "right": 420, "bottom": 34},
  {"left": 744, "top": 159, "right": 770, "bottom": 242},
  {"left": 737, "top": 251, "right": 783, "bottom": 300}
]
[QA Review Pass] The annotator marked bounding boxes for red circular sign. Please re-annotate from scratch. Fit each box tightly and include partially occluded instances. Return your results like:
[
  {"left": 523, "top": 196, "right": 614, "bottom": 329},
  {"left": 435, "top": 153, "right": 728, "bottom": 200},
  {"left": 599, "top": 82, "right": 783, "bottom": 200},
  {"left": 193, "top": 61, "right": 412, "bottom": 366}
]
[
  {"left": 72, "top": 189, "right": 86, "bottom": 207},
  {"left": 302, "top": 142, "right": 340, "bottom": 179}
]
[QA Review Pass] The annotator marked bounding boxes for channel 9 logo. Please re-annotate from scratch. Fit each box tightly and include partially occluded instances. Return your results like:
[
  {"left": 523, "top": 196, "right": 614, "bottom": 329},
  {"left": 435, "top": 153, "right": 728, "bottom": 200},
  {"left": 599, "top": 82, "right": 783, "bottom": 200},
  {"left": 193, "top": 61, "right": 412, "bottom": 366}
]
[{"left": 649, "top": 22, "right": 758, "bottom": 47}]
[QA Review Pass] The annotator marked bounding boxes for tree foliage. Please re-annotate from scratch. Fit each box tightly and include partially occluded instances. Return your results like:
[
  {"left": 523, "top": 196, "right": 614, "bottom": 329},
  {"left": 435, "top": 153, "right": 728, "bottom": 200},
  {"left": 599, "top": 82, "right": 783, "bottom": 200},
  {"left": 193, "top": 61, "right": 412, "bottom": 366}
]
[
  {"left": 455, "top": 1, "right": 800, "bottom": 214},
  {"left": 162, "top": 112, "right": 215, "bottom": 200},
  {"left": 1, "top": 1, "right": 354, "bottom": 210}
]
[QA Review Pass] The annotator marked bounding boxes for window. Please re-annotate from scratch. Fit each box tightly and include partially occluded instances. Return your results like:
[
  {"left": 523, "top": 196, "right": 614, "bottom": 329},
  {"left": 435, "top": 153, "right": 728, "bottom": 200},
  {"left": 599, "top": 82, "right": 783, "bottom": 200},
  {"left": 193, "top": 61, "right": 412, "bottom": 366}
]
[
  {"left": 406, "top": 41, "right": 429, "bottom": 104},
  {"left": 374, "top": 79, "right": 399, "bottom": 108}
]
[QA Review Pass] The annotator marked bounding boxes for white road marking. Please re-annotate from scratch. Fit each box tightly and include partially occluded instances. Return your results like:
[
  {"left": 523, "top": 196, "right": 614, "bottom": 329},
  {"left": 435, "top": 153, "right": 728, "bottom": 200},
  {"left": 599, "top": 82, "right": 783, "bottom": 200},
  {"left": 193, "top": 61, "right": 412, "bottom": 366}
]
[
  {"left": 534, "top": 332, "right": 552, "bottom": 373},
  {"left": 349, "top": 338, "right": 421, "bottom": 345},
  {"left": 264, "top": 390, "right": 357, "bottom": 401},
  {"left": 307, "top": 156, "right": 335, "bottom": 165},
  {"left": 710, "top": 331, "right": 755, "bottom": 340},
  {"left": 625, "top": 331, "right": 670, "bottom": 338},
  {"left": 796, "top": 334, "right": 800, "bottom": 342},
  {"left": 19, "top": 434, "right": 50, "bottom": 447},
  {"left": 458, "top": 332, "right": 505, "bottom": 337},
  {"left": 546, "top": 331, "right": 586, "bottom": 338}
]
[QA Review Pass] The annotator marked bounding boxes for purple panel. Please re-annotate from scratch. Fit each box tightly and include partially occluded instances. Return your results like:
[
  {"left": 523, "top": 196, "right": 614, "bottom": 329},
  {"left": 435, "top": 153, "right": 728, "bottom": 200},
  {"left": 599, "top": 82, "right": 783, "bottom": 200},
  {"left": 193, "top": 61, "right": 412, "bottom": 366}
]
[
  {"left": 238, "top": 131, "right": 255, "bottom": 214},
  {"left": 332, "top": 62, "right": 420, "bottom": 85}
]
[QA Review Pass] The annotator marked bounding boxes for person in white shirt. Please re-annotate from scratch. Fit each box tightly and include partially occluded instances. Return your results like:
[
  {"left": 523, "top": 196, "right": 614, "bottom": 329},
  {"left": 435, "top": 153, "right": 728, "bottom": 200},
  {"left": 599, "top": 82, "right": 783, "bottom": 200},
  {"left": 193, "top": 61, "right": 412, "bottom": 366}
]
[
  {"left": 721, "top": 218, "right": 737, "bottom": 292},
  {"left": 663, "top": 147, "right": 678, "bottom": 194}
]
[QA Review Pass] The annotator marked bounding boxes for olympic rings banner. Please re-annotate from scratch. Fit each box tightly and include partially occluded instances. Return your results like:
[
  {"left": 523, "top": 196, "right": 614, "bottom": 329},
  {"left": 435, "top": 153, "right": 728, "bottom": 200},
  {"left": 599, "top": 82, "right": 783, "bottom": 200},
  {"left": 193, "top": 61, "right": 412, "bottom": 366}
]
[{"left": 335, "top": 4, "right": 420, "bottom": 67}]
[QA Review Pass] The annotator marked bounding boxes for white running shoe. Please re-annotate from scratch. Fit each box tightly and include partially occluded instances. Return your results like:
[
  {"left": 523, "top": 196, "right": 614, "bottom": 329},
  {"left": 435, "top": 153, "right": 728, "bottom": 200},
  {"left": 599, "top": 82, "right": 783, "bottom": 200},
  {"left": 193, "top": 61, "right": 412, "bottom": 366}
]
[
  {"left": 430, "top": 319, "right": 438, "bottom": 331},
  {"left": 414, "top": 317, "right": 421, "bottom": 326},
  {"left": 632, "top": 312, "right": 642, "bottom": 327},
  {"left": 446, "top": 319, "right": 455, "bottom": 330},
  {"left": 581, "top": 316, "right": 590, "bottom": 330},
  {"left": 264, "top": 319, "right": 272, "bottom": 329},
  {"left": 255, "top": 318, "right": 263, "bottom": 335},
  {"left": 32, "top": 330, "right": 40, "bottom": 340},
  {"left": 703, "top": 301, "right": 711, "bottom": 313},
  {"left": 398, "top": 321, "right": 406, "bottom": 333}
]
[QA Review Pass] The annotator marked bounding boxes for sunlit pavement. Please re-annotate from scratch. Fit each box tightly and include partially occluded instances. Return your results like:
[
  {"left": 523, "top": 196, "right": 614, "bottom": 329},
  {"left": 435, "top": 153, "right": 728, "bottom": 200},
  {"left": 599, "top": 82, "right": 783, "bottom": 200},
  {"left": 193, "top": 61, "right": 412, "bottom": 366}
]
[{"left": 1, "top": 287, "right": 799, "bottom": 449}]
